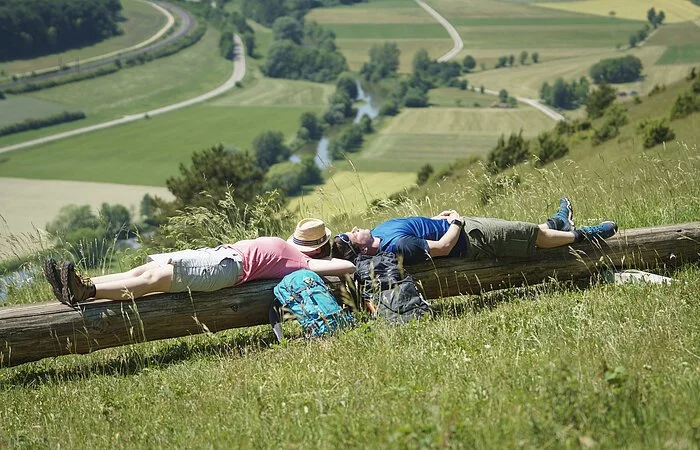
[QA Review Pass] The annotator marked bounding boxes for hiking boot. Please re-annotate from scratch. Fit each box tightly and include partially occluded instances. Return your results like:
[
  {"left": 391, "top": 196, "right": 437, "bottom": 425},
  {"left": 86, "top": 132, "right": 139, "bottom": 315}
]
[
  {"left": 547, "top": 197, "right": 575, "bottom": 231},
  {"left": 577, "top": 221, "right": 618, "bottom": 242},
  {"left": 42, "top": 258, "right": 63, "bottom": 303},
  {"left": 60, "top": 262, "right": 94, "bottom": 305}
]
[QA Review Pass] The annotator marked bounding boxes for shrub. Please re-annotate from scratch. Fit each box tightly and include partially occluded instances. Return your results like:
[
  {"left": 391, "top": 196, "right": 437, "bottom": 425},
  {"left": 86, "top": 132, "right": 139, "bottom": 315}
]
[
  {"left": 487, "top": 131, "right": 529, "bottom": 174},
  {"left": 534, "top": 132, "right": 569, "bottom": 167},
  {"left": 637, "top": 118, "right": 675, "bottom": 149},
  {"left": 589, "top": 55, "right": 643, "bottom": 84},
  {"left": 416, "top": 164, "right": 434, "bottom": 185},
  {"left": 0, "top": 110, "right": 86, "bottom": 137},
  {"left": 670, "top": 92, "right": 700, "bottom": 120}
]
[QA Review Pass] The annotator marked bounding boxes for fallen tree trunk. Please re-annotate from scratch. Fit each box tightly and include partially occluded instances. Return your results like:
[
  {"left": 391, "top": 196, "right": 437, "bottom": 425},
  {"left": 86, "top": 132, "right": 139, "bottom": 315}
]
[{"left": 1, "top": 222, "right": 698, "bottom": 367}]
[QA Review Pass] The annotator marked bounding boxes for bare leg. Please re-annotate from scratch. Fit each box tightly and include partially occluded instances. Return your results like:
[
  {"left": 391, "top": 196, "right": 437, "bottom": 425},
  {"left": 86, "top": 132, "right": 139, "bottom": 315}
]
[
  {"left": 94, "top": 264, "right": 174, "bottom": 301},
  {"left": 90, "top": 262, "right": 162, "bottom": 284},
  {"left": 536, "top": 224, "right": 576, "bottom": 248}
]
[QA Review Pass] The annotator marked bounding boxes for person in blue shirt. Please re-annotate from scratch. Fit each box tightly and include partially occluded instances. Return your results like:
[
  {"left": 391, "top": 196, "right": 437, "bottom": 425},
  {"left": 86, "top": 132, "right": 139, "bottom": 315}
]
[{"left": 331, "top": 198, "right": 618, "bottom": 264}]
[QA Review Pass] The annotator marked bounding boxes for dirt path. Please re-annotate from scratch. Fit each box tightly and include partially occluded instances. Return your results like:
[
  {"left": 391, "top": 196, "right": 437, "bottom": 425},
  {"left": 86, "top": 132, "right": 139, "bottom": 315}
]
[
  {"left": 414, "top": 0, "right": 565, "bottom": 122},
  {"left": 0, "top": 35, "right": 246, "bottom": 155}
]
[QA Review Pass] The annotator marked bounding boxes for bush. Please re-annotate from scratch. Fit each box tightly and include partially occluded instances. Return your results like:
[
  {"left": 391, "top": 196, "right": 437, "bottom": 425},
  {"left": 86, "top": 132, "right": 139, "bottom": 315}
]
[
  {"left": 487, "top": 131, "right": 529, "bottom": 174},
  {"left": 637, "top": 118, "right": 675, "bottom": 149},
  {"left": 379, "top": 99, "right": 400, "bottom": 117},
  {"left": 0, "top": 111, "right": 86, "bottom": 137},
  {"left": 670, "top": 92, "right": 700, "bottom": 120},
  {"left": 589, "top": 55, "right": 643, "bottom": 84},
  {"left": 416, "top": 164, "right": 434, "bottom": 185},
  {"left": 534, "top": 132, "right": 569, "bottom": 166},
  {"left": 586, "top": 82, "right": 617, "bottom": 119},
  {"left": 591, "top": 105, "right": 627, "bottom": 146}
]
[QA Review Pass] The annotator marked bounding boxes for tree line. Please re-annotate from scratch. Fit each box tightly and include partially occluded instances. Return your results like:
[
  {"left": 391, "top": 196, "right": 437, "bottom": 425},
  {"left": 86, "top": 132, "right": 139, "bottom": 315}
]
[
  {"left": 0, "top": 111, "right": 86, "bottom": 137},
  {"left": 0, "top": 0, "right": 123, "bottom": 61}
]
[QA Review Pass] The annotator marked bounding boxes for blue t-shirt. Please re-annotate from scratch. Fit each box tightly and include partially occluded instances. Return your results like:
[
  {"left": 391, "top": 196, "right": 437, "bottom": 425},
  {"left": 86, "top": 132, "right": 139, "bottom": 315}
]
[{"left": 372, "top": 217, "right": 467, "bottom": 264}]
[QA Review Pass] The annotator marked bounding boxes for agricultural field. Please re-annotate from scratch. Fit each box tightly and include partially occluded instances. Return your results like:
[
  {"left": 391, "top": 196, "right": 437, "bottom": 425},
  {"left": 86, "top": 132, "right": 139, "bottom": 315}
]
[
  {"left": 306, "top": 0, "right": 453, "bottom": 72},
  {"left": 0, "top": 97, "right": 69, "bottom": 127},
  {"left": 289, "top": 169, "right": 416, "bottom": 219},
  {"left": 0, "top": 178, "right": 172, "bottom": 256},
  {"left": 0, "top": 0, "right": 169, "bottom": 77},
  {"left": 536, "top": 0, "right": 700, "bottom": 23},
  {"left": 0, "top": 28, "right": 234, "bottom": 147},
  {"left": 349, "top": 105, "right": 553, "bottom": 172}
]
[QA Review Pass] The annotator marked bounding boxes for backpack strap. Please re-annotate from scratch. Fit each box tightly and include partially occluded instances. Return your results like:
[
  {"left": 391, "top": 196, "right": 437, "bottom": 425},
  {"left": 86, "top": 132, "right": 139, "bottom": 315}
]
[{"left": 268, "top": 301, "right": 285, "bottom": 342}]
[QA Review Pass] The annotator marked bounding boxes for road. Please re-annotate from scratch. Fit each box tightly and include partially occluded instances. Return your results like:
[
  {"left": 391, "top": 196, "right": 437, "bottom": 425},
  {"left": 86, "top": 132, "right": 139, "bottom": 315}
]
[
  {"left": 0, "top": 1, "right": 194, "bottom": 90},
  {"left": 414, "top": 0, "right": 565, "bottom": 122},
  {"left": 0, "top": 35, "right": 246, "bottom": 155}
]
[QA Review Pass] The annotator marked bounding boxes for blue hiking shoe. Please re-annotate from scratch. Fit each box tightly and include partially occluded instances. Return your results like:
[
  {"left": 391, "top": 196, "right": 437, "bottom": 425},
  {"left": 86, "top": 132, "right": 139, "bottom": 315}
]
[
  {"left": 577, "top": 221, "right": 618, "bottom": 242},
  {"left": 547, "top": 197, "right": 575, "bottom": 231}
]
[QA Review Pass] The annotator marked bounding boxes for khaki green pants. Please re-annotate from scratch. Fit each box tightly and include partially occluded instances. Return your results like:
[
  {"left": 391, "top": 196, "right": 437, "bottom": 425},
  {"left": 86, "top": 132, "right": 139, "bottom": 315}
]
[{"left": 463, "top": 218, "right": 540, "bottom": 261}]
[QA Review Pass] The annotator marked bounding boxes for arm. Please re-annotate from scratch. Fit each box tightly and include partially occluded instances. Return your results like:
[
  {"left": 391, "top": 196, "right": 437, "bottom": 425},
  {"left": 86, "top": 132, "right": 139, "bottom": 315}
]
[
  {"left": 426, "top": 213, "right": 465, "bottom": 257},
  {"left": 431, "top": 210, "right": 457, "bottom": 220},
  {"left": 307, "top": 257, "right": 356, "bottom": 276}
]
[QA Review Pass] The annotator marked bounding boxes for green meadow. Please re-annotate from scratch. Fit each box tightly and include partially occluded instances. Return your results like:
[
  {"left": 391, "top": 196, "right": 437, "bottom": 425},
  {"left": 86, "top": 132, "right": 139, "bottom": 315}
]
[
  {"left": 0, "top": 96, "right": 69, "bottom": 127},
  {"left": 0, "top": 0, "right": 168, "bottom": 77},
  {"left": 1, "top": 77, "right": 699, "bottom": 448}
]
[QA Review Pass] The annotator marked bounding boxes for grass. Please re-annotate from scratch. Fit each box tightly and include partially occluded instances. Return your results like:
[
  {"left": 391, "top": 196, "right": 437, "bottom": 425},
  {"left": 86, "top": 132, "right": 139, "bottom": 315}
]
[
  {"left": 346, "top": 106, "right": 553, "bottom": 172},
  {"left": 288, "top": 169, "right": 416, "bottom": 219},
  {"left": 0, "top": 28, "right": 234, "bottom": 147},
  {"left": 0, "top": 105, "right": 319, "bottom": 186},
  {"left": 0, "top": 96, "right": 69, "bottom": 127},
  {"left": 428, "top": 88, "right": 496, "bottom": 107},
  {"left": 1, "top": 79, "right": 699, "bottom": 448},
  {"left": 536, "top": 0, "right": 700, "bottom": 23},
  {"left": 0, "top": 0, "right": 169, "bottom": 77},
  {"left": 657, "top": 43, "right": 700, "bottom": 65}
]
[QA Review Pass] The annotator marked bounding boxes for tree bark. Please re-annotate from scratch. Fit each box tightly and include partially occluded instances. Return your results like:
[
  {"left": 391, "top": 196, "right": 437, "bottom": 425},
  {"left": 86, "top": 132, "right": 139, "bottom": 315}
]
[{"left": 1, "top": 222, "right": 698, "bottom": 367}]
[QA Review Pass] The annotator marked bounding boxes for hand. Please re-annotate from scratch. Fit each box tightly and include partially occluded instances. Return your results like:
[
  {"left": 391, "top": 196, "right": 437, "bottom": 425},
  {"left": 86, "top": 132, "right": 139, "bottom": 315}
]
[{"left": 433, "top": 210, "right": 459, "bottom": 220}]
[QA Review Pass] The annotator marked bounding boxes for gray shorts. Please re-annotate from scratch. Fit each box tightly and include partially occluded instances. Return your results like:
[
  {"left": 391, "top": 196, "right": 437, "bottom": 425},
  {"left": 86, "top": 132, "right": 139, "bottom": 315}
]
[
  {"left": 463, "top": 218, "right": 540, "bottom": 261},
  {"left": 156, "top": 249, "right": 244, "bottom": 293}
]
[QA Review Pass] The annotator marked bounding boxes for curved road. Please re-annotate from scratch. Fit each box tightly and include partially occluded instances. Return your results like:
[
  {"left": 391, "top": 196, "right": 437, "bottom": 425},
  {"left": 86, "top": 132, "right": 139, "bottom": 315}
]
[
  {"left": 414, "top": 0, "right": 564, "bottom": 122},
  {"left": 0, "top": 1, "right": 194, "bottom": 90},
  {"left": 0, "top": 35, "right": 246, "bottom": 155}
]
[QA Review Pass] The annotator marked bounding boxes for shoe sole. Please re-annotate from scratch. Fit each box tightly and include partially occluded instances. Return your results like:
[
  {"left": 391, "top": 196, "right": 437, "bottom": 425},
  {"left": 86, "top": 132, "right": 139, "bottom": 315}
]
[
  {"left": 43, "top": 259, "right": 63, "bottom": 303},
  {"left": 60, "top": 261, "right": 77, "bottom": 306},
  {"left": 561, "top": 197, "right": 574, "bottom": 231}
]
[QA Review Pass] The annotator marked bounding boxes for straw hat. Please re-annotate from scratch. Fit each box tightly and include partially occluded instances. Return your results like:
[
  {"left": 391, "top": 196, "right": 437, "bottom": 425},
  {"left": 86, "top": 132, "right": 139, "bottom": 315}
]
[{"left": 287, "top": 218, "right": 332, "bottom": 251}]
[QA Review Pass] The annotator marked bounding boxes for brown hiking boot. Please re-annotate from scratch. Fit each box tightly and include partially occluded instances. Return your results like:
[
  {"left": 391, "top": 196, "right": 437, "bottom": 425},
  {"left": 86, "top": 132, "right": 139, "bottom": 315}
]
[
  {"left": 42, "top": 258, "right": 63, "bottom": 303},
  {"left": 60, "top": 262, "right": 94, "bottom": 305}
]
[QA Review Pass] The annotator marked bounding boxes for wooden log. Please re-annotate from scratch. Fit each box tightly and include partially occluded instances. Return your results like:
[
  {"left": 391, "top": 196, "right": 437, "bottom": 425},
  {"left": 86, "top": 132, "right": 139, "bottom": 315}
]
[{"left": 1, "top": 222, "right": 698, "bottom": 367}]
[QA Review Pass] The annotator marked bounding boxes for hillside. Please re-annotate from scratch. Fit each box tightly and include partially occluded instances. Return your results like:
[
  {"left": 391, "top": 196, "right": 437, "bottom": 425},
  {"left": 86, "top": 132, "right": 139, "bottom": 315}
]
[{"left": 1, "top": 72, "right": 699, "bottom": 447}]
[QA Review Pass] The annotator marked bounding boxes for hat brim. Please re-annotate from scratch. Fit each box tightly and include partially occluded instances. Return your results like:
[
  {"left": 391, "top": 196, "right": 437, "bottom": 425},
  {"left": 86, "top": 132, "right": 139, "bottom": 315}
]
[{"left": 287, "top": 226, "right": 332, "bottom": 252}]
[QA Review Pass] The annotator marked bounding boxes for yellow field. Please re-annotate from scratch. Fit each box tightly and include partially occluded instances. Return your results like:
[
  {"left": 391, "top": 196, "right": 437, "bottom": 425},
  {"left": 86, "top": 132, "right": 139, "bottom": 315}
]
[
  {"left": 467, "top": 46, "right": 690, "bottom": 99},
  {"left": 536, "top": 0, "right": 700, "bottom": 23},
  {"left": 288, "top": 169, "right": 416, "bottom": 219},
  {"left": 0, "top": 177, "right": 172, "bottom": 256},
  {"left": 307, "top": 7, "right": 435, "bottom": 24}
]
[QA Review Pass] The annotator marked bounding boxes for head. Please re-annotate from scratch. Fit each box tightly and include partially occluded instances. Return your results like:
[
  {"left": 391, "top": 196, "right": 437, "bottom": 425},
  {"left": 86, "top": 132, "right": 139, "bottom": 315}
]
[
  {"left": 288, "top": 218, "right": 332, "bottom": 258},
  {"left": 331, "top": 227, "right": 374, "bottom": 261}
]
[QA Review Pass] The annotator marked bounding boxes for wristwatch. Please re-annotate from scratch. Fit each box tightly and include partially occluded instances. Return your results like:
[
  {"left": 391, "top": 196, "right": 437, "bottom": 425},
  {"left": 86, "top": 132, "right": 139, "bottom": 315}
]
[{"left": 450, "top": 218, "right": 464, "bottom": 228}]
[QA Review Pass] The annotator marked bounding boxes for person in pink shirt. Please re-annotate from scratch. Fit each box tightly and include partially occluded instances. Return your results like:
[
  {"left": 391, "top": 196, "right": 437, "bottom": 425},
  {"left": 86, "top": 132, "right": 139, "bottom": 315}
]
[{"left": 43, "top": 218, "right": 355, "bottom": 305}]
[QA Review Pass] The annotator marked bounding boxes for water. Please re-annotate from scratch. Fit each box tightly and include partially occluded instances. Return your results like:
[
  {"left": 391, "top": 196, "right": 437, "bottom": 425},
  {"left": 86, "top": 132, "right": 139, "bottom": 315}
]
[
  {"left": 0, "top": 269, "right": 34, "bottom": 302},
  {"left": 290, "top": 81, "right": 380, "bottom": 168}
]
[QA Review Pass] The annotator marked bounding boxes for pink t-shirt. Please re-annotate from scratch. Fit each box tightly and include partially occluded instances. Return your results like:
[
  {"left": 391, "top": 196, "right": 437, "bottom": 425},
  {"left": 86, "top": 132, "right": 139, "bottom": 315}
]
[{"left": 229, "top": 237, "right": 311, "bottom": 285}]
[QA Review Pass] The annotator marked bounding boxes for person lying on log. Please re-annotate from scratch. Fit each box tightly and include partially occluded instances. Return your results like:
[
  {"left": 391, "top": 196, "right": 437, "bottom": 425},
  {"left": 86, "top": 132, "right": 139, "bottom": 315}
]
[
  {"left": 43, "top": 218, "right": 355, "bottom": 306},
  {"left": 331, "top": 198, "right": 618, "bottom": 265}
]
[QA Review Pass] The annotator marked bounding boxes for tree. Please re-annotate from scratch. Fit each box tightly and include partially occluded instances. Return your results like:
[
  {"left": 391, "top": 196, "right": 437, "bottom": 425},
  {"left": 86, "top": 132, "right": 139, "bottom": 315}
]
[
  {"left": 487, "top": 131, "right": 529, "bottom": 174},
  {"left": 403, "top": 87, "right": 428, "bottom": 107},
  {"left": 670, "top": 92, "right": 700, "bottom": 120},
  {"left": 416, "top": 163, "right": 434, "bottom": 185},
  {"left": 508, "top": 54, "right": 515, "bottom": 67},
  {"left": 647, "top": 7, "right": 657, "bottom": 27},
  {"left": 360, "top": 42, "right": 400, "bottom": 82},
  {"left": 359, "top": 114, "right": 373, "bottom": 133},
  {"left": 534, "top": 132, "right": 568, "bottom": 167},
  {"left": 462, "top": 55, "right": 476, "bottom": 72},
  {"left": 498, "top": 89, "right": 509, "bottom": 103},
  {"left": 495, "top": 56, "right": 508, "bottom": 68},
  {"left": 99, "top": 203, "right": 132, "bottom": 240},
  {"left": 166, "top": 145, "right": 265, "bottom": 208},
  {"left": 657, "top": 10, "right": 665, "bottom": 26},
  {"left": 412, "top": 48, "right": 432, "bottom": 76},
  {"left": 272, "top": 16, "right": 303, "bottom": 44},
  {"left": 243, "top": 32, "right": 256, "bottom": 57},
  {"left": 299, "top": 112, "right": 324, "bottom": 140},
  {"left": 519, "top": 50, "right": 528, "bottom": 65},
  {"left": 589, "top": 55, "right": 643, "bottom": 83},
  {"left": 585, "top": 82, "right": 616, "bottom": 119},
  {"left": 253, "top": 130, "right": 292, "bottom": 170},
  {"left": 336, "top": 74, "right": 358, "bottom": 100},
  {"left": 637, "top": 119, "right": 675, "bottom": 149},
  {"left": 628, "top": 34, "right": 638, "bottom": 48},
  {"left": 532, "top": 52, "right": 539, "bottom": 63},
  {"left": 241, "top": 0, "right": 287, "bottom": 26}
]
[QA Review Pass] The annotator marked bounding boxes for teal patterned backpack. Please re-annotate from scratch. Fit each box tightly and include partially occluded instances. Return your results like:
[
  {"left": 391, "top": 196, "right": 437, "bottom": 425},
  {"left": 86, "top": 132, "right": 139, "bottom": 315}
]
[{"left": 273, "top": 269, "right": 354, "bottom": 338}]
